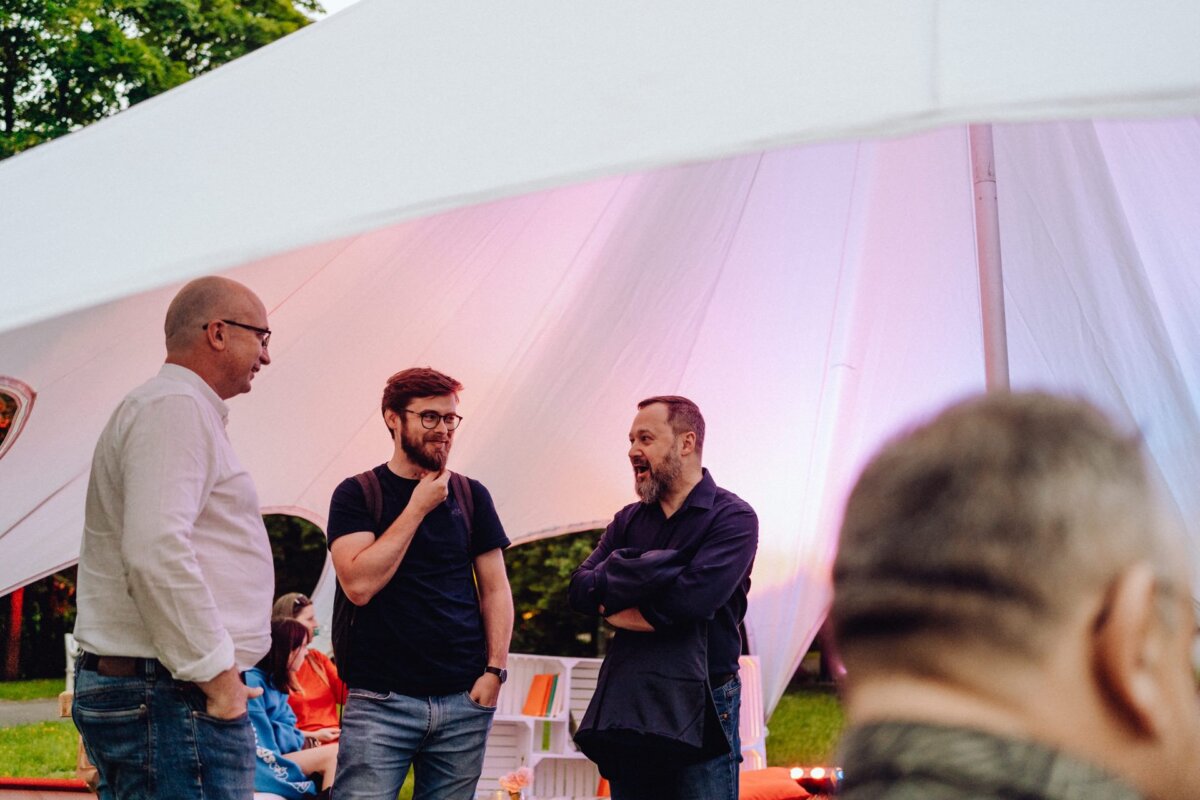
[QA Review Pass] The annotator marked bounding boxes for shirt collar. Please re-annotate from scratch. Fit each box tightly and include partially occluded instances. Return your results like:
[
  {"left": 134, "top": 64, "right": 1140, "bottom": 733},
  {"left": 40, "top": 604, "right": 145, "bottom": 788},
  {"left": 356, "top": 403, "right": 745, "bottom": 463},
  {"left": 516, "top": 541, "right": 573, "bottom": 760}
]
[
  {"left": 159, "top": 363, "right": 229, "bottom": 424},
  {"left": 679, "top": 468, "right": 717, "bottom": 513},
  {"left": 839, "top": 721, "right": 1141, "bottom": 800}
]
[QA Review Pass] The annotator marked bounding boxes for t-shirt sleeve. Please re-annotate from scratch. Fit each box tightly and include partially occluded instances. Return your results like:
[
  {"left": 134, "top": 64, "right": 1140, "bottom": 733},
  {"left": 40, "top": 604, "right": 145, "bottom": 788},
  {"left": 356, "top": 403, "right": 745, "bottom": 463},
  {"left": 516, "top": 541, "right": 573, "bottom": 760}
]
[
  {"left": 327, "top": 476, "right": 375, "bottom": 546},
  {"left": 466, "top": 479, "right": 510, "bottom": 556}
]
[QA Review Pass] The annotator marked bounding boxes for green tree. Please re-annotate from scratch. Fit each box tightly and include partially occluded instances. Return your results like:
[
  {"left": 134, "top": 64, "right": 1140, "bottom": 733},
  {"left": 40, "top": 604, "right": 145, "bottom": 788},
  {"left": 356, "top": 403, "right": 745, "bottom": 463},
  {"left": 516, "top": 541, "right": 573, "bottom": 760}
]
[
  {"left": 506, "top": 530, "right": 614, "bottom": 657},
  {"left": 1, "top": 0, "right": 321, "bottom": 159},
  {"left": 265, "top": 513, "right": 327, "bottom": 599}
]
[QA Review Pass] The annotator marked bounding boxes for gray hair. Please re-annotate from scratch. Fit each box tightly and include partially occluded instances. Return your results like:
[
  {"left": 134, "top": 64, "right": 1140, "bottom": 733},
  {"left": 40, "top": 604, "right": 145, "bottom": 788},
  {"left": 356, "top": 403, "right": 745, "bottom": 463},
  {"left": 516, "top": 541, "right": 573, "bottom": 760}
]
[{"left": 831, "top": 392, "right": 1174, "bottom": 676}]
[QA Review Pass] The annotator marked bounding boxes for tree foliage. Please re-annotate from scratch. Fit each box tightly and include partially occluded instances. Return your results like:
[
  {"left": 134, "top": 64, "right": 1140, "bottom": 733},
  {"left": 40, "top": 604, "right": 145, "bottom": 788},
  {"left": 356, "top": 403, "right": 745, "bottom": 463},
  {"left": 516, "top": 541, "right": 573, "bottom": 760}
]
[
  {"left": 506, "top": 530, "right": 614, "bottom": 658},
  {"left": 265, "top": 513, "right": 327, "bottom": 599},
  {"left": 0, "top": 0, "right": 321, "bottom": 159}
]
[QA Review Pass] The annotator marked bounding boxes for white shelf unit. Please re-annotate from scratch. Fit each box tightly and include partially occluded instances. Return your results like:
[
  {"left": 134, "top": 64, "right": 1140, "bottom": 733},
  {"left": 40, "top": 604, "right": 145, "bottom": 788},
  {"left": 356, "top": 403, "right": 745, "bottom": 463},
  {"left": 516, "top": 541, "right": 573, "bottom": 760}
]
[{"left": 475, "top": 654, "right": 766, "bottom": 800}]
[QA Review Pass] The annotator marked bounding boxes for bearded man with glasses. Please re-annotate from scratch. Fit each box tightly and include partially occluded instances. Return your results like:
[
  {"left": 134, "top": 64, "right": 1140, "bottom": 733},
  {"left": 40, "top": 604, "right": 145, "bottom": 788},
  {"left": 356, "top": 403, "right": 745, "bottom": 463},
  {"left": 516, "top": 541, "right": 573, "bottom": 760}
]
[{"left": 326, "top": 367, "right": 513, "bottom": 800}]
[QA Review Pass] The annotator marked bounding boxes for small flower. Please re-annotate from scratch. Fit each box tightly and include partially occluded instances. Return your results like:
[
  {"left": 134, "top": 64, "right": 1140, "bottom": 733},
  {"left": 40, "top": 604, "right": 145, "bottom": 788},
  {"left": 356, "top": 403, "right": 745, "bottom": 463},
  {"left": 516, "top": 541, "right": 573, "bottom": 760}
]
[{"left": 498, "top": 766, "right": 534, "bottom": 792}]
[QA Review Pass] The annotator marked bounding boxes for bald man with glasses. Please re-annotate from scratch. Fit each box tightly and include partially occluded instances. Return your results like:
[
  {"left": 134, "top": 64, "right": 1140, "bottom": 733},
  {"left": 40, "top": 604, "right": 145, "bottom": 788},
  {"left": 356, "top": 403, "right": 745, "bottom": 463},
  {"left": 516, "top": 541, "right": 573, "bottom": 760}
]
[{"left": 73, "top": 276, "right": 275, "bottom": 799}]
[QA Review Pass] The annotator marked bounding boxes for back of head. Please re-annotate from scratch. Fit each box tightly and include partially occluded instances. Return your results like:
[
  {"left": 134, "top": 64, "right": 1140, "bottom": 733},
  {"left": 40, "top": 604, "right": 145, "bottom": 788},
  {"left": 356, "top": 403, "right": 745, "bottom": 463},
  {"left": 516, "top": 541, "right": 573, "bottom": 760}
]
[
  {"left": 271, "top": 592, "right": 311, "bottom": 622},
  {"left": 164, "top": 276, "right": 253, "bottom": 353},
  {"left": 832, "top": 391, "right": 1167, "bottom": 680},
  {"left": 257, "top": 618, "right": 310, "bottom": 692}
]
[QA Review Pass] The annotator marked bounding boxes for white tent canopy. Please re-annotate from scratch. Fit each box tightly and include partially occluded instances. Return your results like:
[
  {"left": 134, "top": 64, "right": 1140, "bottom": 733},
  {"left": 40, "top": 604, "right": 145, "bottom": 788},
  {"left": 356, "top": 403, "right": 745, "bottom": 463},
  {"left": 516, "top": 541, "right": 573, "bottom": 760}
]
[{"left": 2, "top": 1, "right": 1199, "bottom": 711}]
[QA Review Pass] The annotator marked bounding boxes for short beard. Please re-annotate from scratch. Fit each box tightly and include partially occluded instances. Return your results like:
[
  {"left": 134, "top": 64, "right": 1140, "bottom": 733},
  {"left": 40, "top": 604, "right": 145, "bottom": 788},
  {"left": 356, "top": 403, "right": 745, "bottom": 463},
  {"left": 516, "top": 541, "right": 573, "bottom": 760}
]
[
  {"left": 400, "top": 420, "right": 448, "bottom": 472},
  {"left": 635, "top": 446, "right": 682, "bottom": 505}
]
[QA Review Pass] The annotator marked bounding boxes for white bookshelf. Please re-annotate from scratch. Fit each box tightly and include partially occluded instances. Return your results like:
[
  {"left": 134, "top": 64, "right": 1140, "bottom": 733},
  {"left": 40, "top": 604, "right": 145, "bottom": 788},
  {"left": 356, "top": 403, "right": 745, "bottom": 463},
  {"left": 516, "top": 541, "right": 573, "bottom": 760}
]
[{"left": 475, "top": 654, "right": 766, "bottom": 800}]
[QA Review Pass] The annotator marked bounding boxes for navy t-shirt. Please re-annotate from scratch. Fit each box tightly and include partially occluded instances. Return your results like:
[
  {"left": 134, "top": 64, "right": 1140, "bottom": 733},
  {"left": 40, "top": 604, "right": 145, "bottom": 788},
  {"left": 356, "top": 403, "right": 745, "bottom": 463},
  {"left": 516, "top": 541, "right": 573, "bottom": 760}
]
[{"left": 327, "top": 464, "right": 510, "bottom": 695}]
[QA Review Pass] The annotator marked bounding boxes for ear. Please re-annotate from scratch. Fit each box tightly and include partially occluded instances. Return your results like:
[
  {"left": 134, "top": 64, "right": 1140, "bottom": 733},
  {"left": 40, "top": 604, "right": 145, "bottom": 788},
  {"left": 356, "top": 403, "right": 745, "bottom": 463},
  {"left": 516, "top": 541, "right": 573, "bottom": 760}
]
[
  {"left": 1092, "top": 562, "right": 1170, "bottom": 738},
  {"left": 383, "top": 408, "right": 399, "bottom": 432},
  {"left": 203, "top": 319, "right": 229, "bottom": 352},
  {"left": 678, "top": 430, "right": 697, "bottom": 457}
]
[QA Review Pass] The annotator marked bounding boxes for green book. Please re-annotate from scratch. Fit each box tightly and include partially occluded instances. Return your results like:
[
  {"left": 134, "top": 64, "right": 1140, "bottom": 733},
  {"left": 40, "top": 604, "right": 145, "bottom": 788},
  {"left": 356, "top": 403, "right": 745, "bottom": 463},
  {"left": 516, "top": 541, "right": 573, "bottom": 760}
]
[{"left": 544, "top": 674, "right": 559, "bottom": 716}]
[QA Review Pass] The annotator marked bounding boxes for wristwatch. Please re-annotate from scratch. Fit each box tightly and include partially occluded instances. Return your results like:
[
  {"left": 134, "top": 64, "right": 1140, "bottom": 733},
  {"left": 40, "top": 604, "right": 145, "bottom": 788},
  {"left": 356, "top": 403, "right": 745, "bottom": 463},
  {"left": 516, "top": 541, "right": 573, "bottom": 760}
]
[{"left": 484, "top": 665, "right": 508, "bottom": 684}]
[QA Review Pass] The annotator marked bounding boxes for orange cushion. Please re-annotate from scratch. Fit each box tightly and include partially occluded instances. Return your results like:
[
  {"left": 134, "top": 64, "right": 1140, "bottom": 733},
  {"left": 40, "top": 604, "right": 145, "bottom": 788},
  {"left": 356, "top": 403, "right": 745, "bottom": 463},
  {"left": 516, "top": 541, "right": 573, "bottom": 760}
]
[{"left": 739, "top": 767, "right": 811, "bottom": 800}]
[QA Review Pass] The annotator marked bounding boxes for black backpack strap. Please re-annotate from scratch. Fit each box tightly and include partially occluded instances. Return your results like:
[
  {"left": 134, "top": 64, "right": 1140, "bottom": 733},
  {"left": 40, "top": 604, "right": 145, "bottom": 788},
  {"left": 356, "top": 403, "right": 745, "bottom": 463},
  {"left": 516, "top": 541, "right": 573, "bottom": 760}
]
[
  {"left": 332, "top": 469, "right": 383, "bottom": 691},
  {"left": 353, "top": 469, "right": 384, "bottom": 527},
  {"left": 449, "top": 471, "right": 475, "bottom": 545}
]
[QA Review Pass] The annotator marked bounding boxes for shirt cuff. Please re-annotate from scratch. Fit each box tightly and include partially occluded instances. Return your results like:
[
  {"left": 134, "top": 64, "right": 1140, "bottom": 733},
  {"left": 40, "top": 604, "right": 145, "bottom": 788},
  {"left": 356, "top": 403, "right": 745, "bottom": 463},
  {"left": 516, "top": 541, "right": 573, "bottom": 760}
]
[{"left": 164, "top": 635, "right": 236, "bottom": 683}]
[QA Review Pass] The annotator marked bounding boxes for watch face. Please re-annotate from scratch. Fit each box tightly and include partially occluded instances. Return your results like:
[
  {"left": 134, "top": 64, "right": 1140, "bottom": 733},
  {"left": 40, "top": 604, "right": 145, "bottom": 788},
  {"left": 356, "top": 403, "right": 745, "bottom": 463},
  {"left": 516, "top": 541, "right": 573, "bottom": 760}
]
[{"left": 487, "top": 666, "right": 508, "bottom": 683}]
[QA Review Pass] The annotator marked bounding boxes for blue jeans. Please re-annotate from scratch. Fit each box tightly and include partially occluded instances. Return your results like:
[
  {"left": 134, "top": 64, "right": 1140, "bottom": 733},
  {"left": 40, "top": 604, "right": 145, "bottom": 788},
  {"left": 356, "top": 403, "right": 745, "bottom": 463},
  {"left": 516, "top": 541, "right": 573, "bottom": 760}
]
[
  {"left": 71, "top": 656, "right": 255, "bottom": 800},
  {"left": 333, "top": 688, "right": 496, "bottom": 800},
  {"left": 609, "top": 676, "right": 742, "bottom": 800}
]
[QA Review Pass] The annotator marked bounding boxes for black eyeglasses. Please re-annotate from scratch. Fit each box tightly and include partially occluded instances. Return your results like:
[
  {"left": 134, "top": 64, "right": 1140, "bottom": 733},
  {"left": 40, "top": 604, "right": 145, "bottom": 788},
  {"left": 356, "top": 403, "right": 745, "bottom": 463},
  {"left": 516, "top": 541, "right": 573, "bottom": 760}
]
[
  {"left": 404, "top": 409, "right": 463, "bottom": 430},
  {"left": 203, "top": 319, "right": 271, "bottom": 348}
]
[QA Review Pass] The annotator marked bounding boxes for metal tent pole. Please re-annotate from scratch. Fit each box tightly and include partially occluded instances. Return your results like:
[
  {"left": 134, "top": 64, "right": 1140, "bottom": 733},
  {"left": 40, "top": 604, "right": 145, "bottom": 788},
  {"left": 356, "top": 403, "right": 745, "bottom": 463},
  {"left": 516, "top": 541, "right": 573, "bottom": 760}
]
[{"left": 969, "top": 124, "right": 1011, "bottom": 392}]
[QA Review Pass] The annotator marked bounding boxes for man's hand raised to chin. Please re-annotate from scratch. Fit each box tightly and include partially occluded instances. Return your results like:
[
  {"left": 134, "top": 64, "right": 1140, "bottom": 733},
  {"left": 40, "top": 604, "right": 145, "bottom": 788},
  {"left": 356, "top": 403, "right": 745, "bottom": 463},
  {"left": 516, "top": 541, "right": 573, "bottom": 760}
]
[{"left": 410, "top": 469, "right": 451, "bottom": 517}]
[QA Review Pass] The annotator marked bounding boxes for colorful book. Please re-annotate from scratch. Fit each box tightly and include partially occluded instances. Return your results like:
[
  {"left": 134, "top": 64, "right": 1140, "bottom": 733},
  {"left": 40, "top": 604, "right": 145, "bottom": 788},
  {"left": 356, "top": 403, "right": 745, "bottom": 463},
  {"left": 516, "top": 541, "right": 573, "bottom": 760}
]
[
  {"left": 544, "top": 673, "right": 559, "bottom": 716},
  {"left": 521, "top": 673, "right": 554, "bottom": 717}
]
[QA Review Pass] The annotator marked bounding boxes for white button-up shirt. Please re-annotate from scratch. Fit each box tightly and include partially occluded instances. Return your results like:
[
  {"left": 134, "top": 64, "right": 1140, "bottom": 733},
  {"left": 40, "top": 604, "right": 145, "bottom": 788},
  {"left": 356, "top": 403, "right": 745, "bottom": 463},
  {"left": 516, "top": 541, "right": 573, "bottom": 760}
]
[{"left": 74, "top": 364, "right": 273, "bottom": 682}]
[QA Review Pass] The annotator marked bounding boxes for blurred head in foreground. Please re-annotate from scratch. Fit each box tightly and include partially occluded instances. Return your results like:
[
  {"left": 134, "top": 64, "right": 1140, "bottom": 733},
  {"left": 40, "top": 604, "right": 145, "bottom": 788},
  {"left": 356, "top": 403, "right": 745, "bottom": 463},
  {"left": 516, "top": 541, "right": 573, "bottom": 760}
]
[{"left": 831, "top": 392, "right": 1200, "bottom": 800}]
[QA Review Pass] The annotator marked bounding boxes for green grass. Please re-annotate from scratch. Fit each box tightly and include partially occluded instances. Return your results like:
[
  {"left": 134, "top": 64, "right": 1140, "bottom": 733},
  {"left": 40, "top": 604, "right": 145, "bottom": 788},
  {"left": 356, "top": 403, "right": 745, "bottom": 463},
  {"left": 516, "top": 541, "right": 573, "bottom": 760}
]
[
  {"left": 765, "top": 685, "right": 845, "bottom": 766},
  {"left": 0, "top": 678, "right": 65, "bottom": 702},
  {"left": 0, "top": 687, "right": 844, "bottom": 783},
  {"left": 0, "top": 720, "right": 78, "bottom": 779}
]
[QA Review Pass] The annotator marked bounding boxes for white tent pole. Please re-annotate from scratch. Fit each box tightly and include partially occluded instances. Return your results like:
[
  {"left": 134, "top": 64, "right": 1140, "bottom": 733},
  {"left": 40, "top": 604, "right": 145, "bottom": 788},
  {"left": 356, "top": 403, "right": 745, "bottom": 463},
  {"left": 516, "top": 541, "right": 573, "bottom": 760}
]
[{"left": 969, "top": 123, "right": 1011, "bottom": 391}]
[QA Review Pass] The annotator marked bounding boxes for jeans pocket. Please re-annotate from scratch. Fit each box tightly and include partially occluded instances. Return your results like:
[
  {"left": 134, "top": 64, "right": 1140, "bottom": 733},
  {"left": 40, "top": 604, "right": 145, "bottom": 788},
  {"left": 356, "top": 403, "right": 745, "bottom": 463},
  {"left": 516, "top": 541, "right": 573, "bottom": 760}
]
[
  {"left": 73, "top": 695, "right": 149, "bottom": 773},
  {"left": 347, "top": 687, "right": 392, "bottom": 702},
  {"left": 191, "top": 709, "right": 255, "bottom": 795},
  {"left": 462, "top": 691, "right": 497, "bottom": 712},
  {"left": 192, "top": 709, "right": 250, "bottom": 726}
]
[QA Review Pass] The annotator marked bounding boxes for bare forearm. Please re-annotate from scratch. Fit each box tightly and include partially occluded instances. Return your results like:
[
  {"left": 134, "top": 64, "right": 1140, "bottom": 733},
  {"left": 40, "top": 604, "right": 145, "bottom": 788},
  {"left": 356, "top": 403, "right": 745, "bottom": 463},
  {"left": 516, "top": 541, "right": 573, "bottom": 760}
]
[
  {"left": 605, "top": 607, "right": 655, "bottom": 632},
  {"left": 480, "top": 583, "right": 514, "bottom": 666},
  {"left": 334, "top": 507, "right": 424, "bottom": 604}
]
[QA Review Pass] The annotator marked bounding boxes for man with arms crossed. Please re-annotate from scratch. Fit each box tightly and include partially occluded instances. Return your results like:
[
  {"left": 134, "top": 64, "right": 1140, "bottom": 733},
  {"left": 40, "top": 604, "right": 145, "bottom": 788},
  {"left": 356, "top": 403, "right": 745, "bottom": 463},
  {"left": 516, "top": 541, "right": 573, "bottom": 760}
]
[
  {"left": 570, "top": 396, "right": 758, "bottom": 800},
  {"left": 328, "top": 367, "right": 513, "bottom": 800},
  {"left": 73, "top": 276, "right": 275, "bottom": 798},
  {"left": 831, "top": 392, "right": 1200, "bottom": 800}
]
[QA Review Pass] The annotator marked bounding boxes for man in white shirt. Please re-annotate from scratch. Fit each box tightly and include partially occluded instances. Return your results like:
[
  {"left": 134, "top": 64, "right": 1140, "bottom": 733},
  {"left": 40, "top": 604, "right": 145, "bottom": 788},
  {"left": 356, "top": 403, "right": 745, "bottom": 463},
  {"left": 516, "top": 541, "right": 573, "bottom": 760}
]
[{"left": 72, "top": 276, "right": 276, "bottom": 799}]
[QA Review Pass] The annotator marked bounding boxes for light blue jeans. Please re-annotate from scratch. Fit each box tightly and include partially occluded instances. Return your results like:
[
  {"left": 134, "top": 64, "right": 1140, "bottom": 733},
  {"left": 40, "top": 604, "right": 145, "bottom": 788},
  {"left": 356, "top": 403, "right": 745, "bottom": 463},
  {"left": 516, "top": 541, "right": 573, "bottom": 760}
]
[
  {"left": 71, "top": 657, "right": 255, "bottom": 800},
  {"left": 333, "top": 688, "right": 496, "bottom": 800},
  {"left": 609, "top": 676, "right": 742, "bottom": 800}
]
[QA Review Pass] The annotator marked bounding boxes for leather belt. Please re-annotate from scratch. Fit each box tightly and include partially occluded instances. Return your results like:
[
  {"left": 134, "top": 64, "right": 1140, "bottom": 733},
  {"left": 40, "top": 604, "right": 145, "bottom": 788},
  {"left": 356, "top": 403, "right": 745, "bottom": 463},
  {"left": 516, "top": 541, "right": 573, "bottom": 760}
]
[{"left": 79, "top": 652, "right": 169, "bottom": 678}]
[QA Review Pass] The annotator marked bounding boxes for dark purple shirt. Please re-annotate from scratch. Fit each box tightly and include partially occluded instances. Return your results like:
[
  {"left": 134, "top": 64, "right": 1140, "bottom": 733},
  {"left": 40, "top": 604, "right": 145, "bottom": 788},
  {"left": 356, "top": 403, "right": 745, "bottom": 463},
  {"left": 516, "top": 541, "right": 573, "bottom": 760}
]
[{"left": 569, "top": 469, "right": 758, "bottom": 677}]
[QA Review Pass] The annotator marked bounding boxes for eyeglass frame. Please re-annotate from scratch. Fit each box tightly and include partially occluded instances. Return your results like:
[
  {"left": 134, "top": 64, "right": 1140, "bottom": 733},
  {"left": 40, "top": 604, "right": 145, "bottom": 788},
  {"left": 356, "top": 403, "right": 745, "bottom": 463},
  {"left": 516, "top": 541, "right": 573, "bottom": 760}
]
[
  {"left": 404, "top": 409, "right": 463, "bottom": 430},
  {"left": 202, "top": 319, "right": 271, "bottom": 348}
]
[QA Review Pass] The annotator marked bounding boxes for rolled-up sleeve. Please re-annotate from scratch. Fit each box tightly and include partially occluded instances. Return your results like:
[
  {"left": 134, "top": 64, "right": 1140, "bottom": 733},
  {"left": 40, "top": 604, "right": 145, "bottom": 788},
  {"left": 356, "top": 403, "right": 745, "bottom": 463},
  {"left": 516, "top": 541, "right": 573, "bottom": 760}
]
[{"left": 120, "top": 395, "right": 234, "bottom": 682}]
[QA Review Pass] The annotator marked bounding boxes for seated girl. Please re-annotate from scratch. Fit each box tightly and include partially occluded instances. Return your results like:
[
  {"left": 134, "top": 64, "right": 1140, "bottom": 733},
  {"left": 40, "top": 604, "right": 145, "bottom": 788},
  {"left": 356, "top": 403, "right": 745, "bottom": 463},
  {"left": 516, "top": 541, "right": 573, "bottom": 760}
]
[
  {"left": 246, "top": 619, "right": 339, "bottom": 798},
  {"left": 271, "top": 592, "right": 346, "bottom": 744}
]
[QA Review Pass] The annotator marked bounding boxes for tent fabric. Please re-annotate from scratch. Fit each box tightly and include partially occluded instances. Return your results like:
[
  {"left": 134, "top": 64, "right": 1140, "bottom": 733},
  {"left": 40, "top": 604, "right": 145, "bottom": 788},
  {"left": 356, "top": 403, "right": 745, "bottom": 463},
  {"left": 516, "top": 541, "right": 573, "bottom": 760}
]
[
  {"left": 2, "top": 0, "right": 1200, "bottom": 335},
  {"left": 2, "top": 2, "right": 1200, "bottom": 713}
]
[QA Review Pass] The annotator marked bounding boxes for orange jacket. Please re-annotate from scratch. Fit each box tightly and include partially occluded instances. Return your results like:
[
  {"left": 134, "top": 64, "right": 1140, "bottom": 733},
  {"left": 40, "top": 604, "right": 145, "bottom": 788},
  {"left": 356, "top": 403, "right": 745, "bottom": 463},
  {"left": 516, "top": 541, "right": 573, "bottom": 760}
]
[{"left": 287, "top": 649, "right": 348, "bottom": 732}]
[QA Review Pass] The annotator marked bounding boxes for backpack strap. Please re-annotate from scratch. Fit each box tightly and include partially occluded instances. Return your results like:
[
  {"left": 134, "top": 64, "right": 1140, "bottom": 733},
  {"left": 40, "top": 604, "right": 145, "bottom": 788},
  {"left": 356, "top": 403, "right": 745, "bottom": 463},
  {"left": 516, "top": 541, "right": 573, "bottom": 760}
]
[
  {"left": 449, "top": 471, "right": 475, "bottom": 545},
  {"left": 353, "top": 469, "right": 384, "bottom": 527},
  {"left": 331, "top": 469, "right": 383, "bottom": 698}
]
